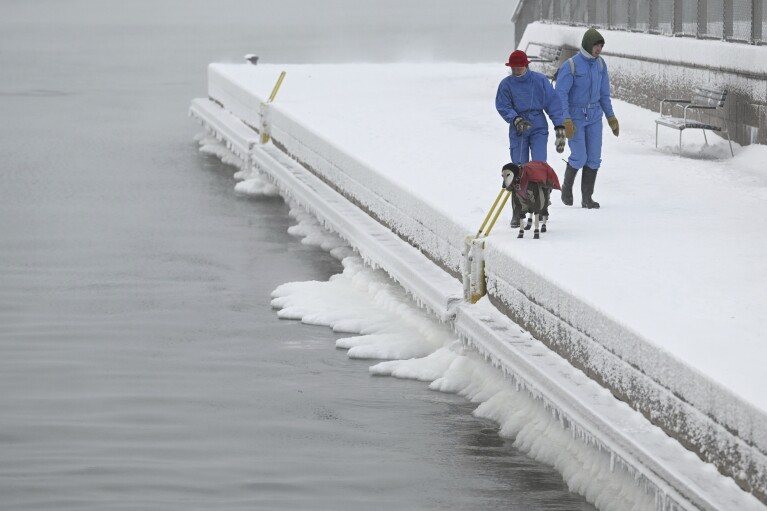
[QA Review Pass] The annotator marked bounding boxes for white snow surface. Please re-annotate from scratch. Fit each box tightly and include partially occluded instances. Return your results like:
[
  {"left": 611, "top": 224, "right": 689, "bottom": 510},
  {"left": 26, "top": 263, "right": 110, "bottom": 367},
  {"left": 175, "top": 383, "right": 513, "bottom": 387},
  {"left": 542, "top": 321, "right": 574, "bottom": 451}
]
[{"left": 206, "top": 60, "right": 767, "bottom": 418}]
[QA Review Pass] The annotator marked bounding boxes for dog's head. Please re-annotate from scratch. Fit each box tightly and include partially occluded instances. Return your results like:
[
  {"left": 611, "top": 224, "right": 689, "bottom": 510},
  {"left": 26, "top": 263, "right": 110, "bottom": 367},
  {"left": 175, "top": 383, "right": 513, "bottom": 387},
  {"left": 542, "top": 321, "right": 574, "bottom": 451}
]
[{"left": 501, "top": 162, "right": 521, "bottom": 190}]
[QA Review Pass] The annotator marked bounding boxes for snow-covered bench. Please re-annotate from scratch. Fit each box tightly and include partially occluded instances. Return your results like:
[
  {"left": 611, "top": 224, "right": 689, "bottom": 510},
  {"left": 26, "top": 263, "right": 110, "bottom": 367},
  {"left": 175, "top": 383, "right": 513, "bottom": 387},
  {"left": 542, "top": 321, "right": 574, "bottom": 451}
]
[
  {"left": 655, "top": 86, "right": 734, "bottom": 157},
  {"left": 525, "top": 42, "right": 563, "bottom": 82}
]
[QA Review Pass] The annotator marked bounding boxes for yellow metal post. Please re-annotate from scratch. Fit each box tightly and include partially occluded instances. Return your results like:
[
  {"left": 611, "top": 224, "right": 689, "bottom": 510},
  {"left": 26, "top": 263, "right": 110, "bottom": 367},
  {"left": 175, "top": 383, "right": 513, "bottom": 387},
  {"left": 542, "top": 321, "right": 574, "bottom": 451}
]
[
  {"left": 465, "top": 187, "right": 511, "bottom": 303},
  {"left": 475, "top": 189, "right": 510, "bottom": 238},
  {"left": 260, "top": 71, "right": 287, "bottom": 144},
  {"left": 483, "top": 191, "right": 510, "bottom": 238},
  {"left": 476, "top": 189, "right": 507, "bottom": 237},
  {"left": 267, "top": 71, "right": 286, "bottom": 104}
]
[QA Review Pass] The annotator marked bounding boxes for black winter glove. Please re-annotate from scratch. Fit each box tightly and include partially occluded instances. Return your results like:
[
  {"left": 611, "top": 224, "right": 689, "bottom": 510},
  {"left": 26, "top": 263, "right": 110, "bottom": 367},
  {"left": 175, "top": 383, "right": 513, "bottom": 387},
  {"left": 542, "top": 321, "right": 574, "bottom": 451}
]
[
  {"left": 554, "top": 126, "right": 566, "bottom": 153},
  {"left": 513, "top": 116, "right": 532, "bottom": 135}
]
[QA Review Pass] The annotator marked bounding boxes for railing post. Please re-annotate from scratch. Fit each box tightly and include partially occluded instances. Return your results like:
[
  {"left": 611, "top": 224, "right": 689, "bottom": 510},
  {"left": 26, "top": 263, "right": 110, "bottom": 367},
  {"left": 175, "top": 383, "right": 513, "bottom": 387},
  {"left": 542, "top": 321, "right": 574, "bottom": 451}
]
[
  {"left": 259, "top": 71, "right": 287, "bottom": 145},
  {"left": 649, "top": 0, "right": 660, "bottom": 33},
  {"left": 587, "top": 0, "right": 597, "bottom": 26},
  {"left": 753, "top": 0, "right": 763, "bottom": 42},
  {"left": 723, "top": 0, "right": 734, "bottom": 40},
  {"left": 673, "top": 0, "right": 684, "bottom": 35},
  {"left": 606, "top": 0, "right": 612, "bottom": 28},
  {"left": 555, "top": 0, "right": 560, "bottom": 21},
  {"left": 697, "top": 0, "right": 708, "bottom": 38}
]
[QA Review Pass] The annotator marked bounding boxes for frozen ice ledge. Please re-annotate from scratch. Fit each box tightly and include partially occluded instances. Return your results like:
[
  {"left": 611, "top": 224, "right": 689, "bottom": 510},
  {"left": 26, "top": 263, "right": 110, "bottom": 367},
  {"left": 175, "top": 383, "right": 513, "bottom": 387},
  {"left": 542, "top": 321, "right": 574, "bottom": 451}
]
[{"left": 189, "top": 66, "right": 767, "bottom": 509}]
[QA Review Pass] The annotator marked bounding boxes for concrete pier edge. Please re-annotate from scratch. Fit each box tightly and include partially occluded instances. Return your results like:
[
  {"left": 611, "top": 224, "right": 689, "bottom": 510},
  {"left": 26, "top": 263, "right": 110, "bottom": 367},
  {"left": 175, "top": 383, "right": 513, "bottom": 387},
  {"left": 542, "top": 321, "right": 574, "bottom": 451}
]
[{"left": 190, "top": 67, "right": 767, "bottom": 505}]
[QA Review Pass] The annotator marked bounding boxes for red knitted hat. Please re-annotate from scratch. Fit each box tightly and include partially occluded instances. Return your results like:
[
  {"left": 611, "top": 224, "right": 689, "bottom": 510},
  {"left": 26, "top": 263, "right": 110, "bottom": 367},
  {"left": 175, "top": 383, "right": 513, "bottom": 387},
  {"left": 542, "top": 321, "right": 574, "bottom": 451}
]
[{"left": 505, "top": 50, "right": 530, "bottom": 67}]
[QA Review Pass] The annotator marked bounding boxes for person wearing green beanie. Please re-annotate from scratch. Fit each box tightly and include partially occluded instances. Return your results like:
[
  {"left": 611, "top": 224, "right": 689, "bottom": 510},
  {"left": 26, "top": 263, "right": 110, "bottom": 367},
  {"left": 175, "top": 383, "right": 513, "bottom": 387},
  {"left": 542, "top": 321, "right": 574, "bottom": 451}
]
[{"left": 555, "top": 28, "right": 619, "bottom": 209}]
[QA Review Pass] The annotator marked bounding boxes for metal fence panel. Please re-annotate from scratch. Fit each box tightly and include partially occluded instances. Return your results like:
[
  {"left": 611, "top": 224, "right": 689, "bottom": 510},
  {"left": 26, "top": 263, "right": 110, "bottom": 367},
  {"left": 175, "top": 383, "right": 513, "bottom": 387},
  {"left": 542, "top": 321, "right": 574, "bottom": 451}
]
[
  {"left": 703, "top": 1, "right": 726, "bottom": 39},
  {"left": 761, "top": 1, "right": 767, "bottom": 43},
  {"left": 534, "top": 0, "right": 764, "bottom": 44},
  {"left": 593, "top": 0, "right": 610, "bottom": 26},
  {"left": 653, "top": 1, "right": 674, "bottom": 35},
  {"left": 610, "top": 0, "right": 630, "bottom": 30},
  {"left": 568, "top": 1, "right": 589, "bottom": 24},
  {"left": 632, "top": 0, "right": 651, "bottom": 31},
  {"left": 676, "top": 0, "right": 699, "bottom": 36},
  {"left": 731, "top": 0, "right": 753, "bottom": 40}
]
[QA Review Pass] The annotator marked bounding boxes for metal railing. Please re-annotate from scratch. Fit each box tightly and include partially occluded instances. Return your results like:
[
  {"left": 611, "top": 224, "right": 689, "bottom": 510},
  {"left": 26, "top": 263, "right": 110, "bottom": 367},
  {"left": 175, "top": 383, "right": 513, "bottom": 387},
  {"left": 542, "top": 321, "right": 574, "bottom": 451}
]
[{"left": 535, "top": 0, "right": 766, "bottom": 44}]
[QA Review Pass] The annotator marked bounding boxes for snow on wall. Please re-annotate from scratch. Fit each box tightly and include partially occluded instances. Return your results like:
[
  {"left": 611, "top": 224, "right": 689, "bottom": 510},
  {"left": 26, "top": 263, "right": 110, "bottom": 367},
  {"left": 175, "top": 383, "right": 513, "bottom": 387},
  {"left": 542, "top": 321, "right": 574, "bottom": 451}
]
[
  {"left": 207, "top": 65, "right": 468, "bottom": 276},
  {"left": 190, "top": 126, "right": 767, "bottom": 510},
  {"left": 482, "top": 245, "right": 767, "bottom": 500},
  {"left": 250, "top": 144, "right": 464, "bottom": 322},
  {"left": 190, "top": 98, "right": 256, "bottom": 163},
  {"left": 197, "top": 63, "right": 767, "bottom": 503},
  {"left": 520, "top": 22, "right": 767, "bottom": 145},
  {"left": 207, "top": 65, "right": 264, "bottom": 131},
  {"left": 519, "top": 22, "right": 767, "bottom": 78}
]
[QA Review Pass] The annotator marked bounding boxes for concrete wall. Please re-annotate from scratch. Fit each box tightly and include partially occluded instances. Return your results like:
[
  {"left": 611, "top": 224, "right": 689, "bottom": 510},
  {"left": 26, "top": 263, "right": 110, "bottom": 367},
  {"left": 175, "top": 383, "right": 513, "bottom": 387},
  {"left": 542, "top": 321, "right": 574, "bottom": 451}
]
[
  {"left": 517, "top": 23, "right": 767, "bottom": 502},
  {"left": 199, "top": 61, "right": 767, "bottom": 506},
  {"left": 608, "top": 52, "right": 767, "bottom": 145}
]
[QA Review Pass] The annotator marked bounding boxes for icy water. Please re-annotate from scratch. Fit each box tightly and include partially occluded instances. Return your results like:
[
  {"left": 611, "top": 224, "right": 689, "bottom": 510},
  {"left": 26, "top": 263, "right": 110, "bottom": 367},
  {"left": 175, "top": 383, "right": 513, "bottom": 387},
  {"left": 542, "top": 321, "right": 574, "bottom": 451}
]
[{"left": 0, "top": 2, "right": 594, "bottom": 509}]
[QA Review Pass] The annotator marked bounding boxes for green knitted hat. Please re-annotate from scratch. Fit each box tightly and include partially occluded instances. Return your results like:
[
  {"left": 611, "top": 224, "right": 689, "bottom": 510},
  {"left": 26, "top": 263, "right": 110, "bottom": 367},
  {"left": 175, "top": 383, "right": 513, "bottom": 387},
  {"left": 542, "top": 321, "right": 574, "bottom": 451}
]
[{"left": 582, "top": 28, "right": 605, "bottom": 54}]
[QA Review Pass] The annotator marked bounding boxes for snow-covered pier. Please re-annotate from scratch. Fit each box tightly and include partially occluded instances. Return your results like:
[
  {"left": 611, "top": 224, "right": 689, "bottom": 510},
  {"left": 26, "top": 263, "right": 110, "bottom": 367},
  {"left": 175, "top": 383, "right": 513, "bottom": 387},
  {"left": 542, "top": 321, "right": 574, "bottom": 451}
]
[{"left": 189, "top": 28, "right": 767, "bottom": 510}]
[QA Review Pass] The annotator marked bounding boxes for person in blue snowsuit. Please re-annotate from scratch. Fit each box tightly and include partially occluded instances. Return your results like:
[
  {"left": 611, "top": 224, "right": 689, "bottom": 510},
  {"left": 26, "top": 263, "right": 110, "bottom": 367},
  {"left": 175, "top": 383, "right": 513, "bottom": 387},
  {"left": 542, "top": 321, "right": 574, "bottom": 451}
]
[
  {"left": 555, "top": 28, "right": 620, "bottom": 209},
  {"left": 496, "top": 49, "right": 565, "bottom": 228}
]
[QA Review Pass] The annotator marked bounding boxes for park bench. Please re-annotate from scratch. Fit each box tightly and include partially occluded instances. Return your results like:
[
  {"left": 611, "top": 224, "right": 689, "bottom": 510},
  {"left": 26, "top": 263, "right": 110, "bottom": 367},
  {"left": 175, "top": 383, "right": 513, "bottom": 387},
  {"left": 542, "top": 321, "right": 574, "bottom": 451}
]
[
  {"left": 655, "top": 86, "right": 734, "bottom": 157},
  {"left": 525, "top": 42, "right": 563, "bottom": 82}
]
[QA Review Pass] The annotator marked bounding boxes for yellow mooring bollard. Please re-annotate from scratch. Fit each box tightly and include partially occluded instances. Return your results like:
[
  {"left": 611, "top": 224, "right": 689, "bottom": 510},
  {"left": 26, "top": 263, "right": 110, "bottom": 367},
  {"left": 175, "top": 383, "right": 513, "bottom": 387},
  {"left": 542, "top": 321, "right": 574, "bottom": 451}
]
[
  {"left": 260, "top": 70, "right": 287, "bottom": 144},
  {"left": 463, "top": 187, "right": 510, "bottom": 303}
]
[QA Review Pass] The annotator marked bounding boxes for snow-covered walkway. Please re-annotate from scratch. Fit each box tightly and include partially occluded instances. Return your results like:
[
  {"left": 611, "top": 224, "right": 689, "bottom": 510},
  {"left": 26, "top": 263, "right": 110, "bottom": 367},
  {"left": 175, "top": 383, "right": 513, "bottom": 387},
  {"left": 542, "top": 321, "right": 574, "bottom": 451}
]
[{"left": 190, "top": 54, "right": 767, "bottom": 507}]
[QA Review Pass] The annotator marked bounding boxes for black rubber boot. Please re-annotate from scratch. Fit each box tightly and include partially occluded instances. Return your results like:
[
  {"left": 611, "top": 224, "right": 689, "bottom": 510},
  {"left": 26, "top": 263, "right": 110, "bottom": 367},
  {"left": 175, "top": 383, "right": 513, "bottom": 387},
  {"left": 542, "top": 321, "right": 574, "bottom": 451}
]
[
  {"left": 581, "top": 166, "right": 601, "bottom": 209},
  {"left": 561, "top": 164, "right": 578, "bottom": 206}
]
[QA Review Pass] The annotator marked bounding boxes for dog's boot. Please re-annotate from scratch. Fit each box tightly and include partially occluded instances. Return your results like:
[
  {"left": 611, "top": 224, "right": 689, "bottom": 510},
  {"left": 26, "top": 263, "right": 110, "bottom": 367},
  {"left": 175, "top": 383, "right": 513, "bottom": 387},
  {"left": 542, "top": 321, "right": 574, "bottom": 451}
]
[
  {"left": 534, "top": 229, "right": 540, "bottom": 239},
  {"left": 561, "top": 164, "right": 578, "bottom": 206},
  {"left": 581, "top": 166, "right": 601, "bottom": 209},
  {"left": 524, "top": 215, "right": 532, "bottom": 230}
]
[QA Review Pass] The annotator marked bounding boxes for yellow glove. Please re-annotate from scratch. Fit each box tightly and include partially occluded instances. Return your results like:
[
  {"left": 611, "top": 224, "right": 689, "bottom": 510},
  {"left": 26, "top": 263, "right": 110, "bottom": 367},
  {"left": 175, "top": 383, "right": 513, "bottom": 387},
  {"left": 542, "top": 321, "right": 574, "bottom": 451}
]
[
  {"left": 607, "top": 116, "right": 619, "bottom": 137},
  {"left": 563, "top": 118, "right": 576, "bottom": 139}
]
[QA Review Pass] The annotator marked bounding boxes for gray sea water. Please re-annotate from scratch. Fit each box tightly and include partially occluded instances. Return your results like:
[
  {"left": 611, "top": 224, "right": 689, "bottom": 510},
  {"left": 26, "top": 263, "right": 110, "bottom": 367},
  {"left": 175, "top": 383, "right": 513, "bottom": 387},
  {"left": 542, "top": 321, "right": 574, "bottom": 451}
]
[{"left": 0, "top": 2, "right": 594, "bottom": 509}]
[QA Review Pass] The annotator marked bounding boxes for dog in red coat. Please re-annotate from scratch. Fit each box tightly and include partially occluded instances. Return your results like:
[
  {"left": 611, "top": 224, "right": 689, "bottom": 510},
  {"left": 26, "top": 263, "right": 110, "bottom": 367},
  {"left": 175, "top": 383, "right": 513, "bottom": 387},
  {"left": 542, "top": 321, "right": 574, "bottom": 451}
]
[{"left": 501, "top": 161, "right": 561, "bottom": 239}]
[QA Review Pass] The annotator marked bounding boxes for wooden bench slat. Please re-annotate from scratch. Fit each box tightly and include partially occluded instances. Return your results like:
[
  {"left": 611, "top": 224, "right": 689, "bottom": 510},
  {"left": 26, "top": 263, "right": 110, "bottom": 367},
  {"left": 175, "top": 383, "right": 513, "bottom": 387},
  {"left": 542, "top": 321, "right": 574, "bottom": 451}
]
[
  {"left": 691, "top": 87, "right": 726, "bottom": 107},
  {"left": 655, "top": 118, "right": 722, "bottom": 131}
]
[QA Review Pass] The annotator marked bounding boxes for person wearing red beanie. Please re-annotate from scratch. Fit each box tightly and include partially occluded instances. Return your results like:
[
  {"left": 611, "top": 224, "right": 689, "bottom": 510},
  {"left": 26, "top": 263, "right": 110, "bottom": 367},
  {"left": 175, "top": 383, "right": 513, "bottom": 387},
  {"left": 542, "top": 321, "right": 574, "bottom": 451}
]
[{"left": 496, "top": 49, "right": 565, "bottom": 228}]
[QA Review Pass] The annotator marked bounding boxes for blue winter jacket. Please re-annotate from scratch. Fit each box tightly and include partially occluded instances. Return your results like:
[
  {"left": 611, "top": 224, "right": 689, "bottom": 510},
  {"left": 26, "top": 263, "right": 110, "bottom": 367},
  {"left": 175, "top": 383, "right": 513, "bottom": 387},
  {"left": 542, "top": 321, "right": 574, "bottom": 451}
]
[
  {"left": 555, "top": 49, "right": 615, "bottom": 123},
  {"left": 495, "top": 70, "right": 564, "bottom": 134}
]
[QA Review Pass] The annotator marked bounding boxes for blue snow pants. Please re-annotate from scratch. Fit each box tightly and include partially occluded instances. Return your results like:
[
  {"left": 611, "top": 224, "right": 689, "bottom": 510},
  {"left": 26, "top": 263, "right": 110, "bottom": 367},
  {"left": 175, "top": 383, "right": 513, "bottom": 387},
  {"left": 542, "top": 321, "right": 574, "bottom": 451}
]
[
  {"left": 567, "top": 105, "right": 603, "bottom": 170},
  {"left": 509, "top": 127, "right": 548, "bottom": 164}
]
